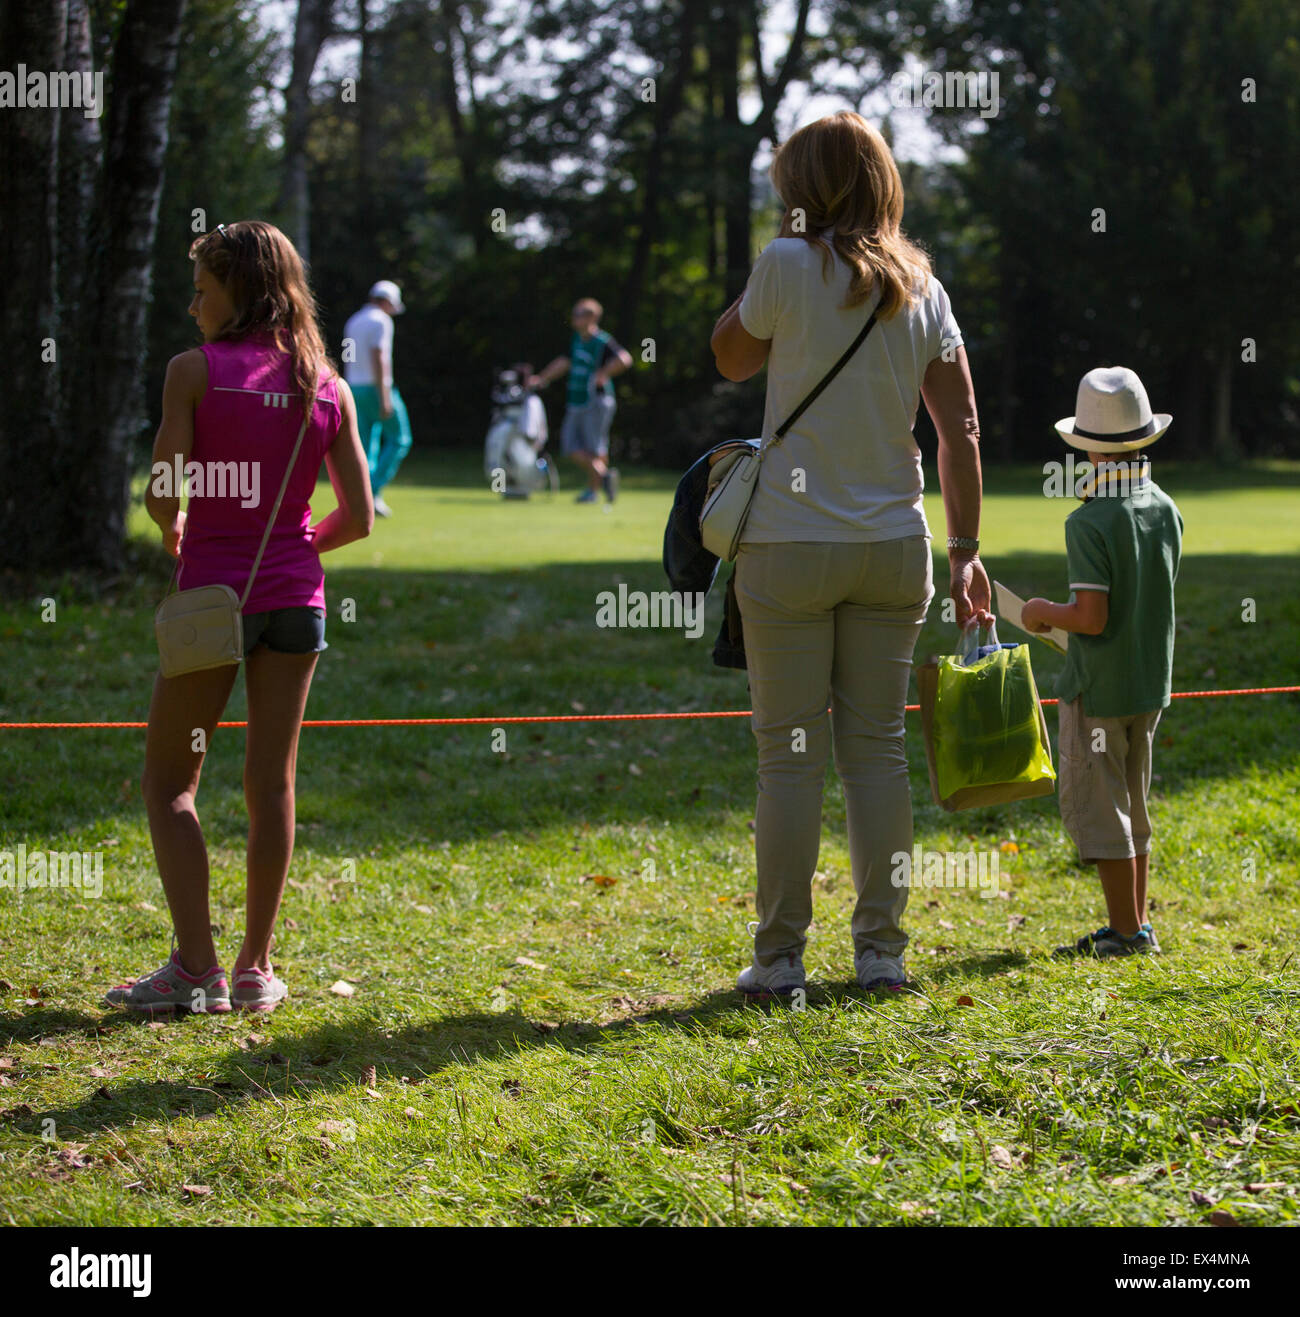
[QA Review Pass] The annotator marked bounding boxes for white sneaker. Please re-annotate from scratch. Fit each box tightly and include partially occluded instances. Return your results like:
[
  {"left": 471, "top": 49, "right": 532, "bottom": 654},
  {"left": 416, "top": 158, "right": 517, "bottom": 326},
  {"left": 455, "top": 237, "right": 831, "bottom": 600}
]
[
  {"left": 373, "top": 495, "right": 393, "bottom": 518},
  {"left": 856, "top": 948, "right": 906, "bottom": 991},
  {"left": 737, "top": 952, "right": 805, "bottom": 997}
]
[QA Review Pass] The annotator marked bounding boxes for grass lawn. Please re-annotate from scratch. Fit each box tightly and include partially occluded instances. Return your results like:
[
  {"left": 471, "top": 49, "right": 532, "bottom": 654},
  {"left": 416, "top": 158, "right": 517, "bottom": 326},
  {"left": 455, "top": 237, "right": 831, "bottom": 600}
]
[{"left": 1, "top": 451, "right": 1298, "bottom": 1226}]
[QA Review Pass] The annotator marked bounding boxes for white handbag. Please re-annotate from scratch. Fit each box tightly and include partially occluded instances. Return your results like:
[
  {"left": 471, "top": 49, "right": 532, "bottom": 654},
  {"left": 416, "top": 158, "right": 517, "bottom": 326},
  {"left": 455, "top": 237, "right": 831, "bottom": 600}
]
[
  {"left": 700, "top": 300, "right": 882, "bottom": 561},
  {"left": 154, "top": 409, "right": 311, "bottom": 678}
]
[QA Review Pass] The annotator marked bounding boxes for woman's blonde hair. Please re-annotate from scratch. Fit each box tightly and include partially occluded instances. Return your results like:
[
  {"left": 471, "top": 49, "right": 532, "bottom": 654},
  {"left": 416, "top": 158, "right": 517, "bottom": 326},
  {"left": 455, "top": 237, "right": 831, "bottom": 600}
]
[
  {"left": 188, "top": 220, "right": 335, "bottom": 415},
  {"left": 770, "top": 111, "right": 932, "bottom": 319}
]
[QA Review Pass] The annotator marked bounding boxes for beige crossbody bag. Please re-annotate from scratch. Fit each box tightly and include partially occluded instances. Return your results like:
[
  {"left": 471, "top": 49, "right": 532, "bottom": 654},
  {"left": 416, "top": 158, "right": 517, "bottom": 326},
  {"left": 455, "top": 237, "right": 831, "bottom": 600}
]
[{"left": 700, "top": 299, "right": 882, "bottom": 561}]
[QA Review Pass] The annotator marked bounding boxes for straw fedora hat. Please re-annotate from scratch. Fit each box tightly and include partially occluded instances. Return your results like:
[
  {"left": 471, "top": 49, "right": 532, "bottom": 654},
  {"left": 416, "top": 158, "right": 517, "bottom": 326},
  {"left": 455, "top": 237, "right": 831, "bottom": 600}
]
[{"left": 1055, "top": 366, "right": 1171, "bottom": 453}]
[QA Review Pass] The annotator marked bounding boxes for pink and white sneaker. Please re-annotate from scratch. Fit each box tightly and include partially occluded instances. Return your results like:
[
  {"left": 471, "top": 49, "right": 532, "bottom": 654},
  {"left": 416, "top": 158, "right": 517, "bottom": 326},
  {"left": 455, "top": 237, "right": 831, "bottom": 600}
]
[
  {"left": 105, "top": 950, "right": 231, "bottom": 1015},
  {"left": 231, "top": 965, "right": 288, "bottom": 1013}
]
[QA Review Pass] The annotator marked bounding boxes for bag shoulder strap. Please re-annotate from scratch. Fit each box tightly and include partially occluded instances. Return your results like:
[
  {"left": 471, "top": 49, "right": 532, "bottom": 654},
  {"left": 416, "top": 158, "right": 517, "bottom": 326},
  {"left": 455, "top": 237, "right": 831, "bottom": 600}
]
[
  {"left": 238, "top": 401, "right": 313, "bottom": 609},
  {"left": 767, "top": 297, "right": 882, "bottom": 449}
]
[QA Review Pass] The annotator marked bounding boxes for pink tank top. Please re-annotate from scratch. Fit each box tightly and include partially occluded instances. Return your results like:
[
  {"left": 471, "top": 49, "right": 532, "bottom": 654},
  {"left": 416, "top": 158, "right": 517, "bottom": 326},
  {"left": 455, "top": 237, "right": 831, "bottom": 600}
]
[{"left": 179, "top": 334, "right": 342, "bottom": 613}]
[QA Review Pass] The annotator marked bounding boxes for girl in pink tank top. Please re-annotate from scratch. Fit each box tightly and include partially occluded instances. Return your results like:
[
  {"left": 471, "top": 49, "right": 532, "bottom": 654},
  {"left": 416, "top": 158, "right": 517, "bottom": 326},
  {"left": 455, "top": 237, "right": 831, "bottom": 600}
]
[
  {"left": 179, "top": 333, "right": 341, "bottom": 612},
  {"left": 111, "top": 222, "right": 374, "bottom": 1018}
]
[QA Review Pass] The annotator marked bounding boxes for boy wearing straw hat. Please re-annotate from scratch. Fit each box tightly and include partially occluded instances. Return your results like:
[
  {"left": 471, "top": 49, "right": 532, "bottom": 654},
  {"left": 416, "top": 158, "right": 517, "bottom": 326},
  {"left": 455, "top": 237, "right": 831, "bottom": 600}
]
[{"left": 1021, "top": 367, "right": 1183, "bottom": 958}]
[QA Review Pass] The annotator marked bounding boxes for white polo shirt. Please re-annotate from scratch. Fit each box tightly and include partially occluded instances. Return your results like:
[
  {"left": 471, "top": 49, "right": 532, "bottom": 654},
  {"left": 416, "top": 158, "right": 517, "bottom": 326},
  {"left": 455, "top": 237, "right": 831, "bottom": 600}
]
[
  {"left": 342, "top": 304, "right": 394, "bottom": 387},
  {"left": 738, "top": 237, "right": 963, "bottom": 543}
]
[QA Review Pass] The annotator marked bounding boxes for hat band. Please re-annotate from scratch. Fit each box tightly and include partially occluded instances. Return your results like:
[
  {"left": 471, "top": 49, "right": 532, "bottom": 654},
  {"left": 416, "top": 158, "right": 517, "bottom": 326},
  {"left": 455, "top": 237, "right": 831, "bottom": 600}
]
[{"left": 1072, "top": 416, "right": 1157, "bottom": 442}]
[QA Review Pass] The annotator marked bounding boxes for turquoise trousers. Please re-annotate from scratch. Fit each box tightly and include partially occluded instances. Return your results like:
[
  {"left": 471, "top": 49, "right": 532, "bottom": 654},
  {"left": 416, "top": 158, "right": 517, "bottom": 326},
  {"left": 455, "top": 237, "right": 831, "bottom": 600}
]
[{"left": 352, "top": 384, "right": 412, "bottom": 495}]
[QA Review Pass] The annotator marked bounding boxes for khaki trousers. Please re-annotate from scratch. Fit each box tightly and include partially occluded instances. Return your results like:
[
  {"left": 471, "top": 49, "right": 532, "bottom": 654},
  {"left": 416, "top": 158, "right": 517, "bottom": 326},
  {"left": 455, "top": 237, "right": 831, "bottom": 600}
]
[{"left": 734, "top": 538, "right": 934, "bottom": 965}]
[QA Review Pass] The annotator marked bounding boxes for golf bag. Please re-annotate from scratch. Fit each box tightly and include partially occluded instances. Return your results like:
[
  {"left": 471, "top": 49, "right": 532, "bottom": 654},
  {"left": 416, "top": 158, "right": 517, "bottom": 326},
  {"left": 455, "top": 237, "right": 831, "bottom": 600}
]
[{"left": 483, "top": 370, "right": 558, "bottom": 499}]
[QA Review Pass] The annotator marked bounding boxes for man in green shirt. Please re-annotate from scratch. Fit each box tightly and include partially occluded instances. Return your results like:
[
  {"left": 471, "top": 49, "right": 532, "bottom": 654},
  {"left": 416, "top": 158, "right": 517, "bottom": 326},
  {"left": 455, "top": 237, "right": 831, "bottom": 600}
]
[
  {"left": 530, "top": 298, "right": 633, "bottom": 503},
  {"left": 1022, "top": 367, "right": 1183, "bottom": 959}
]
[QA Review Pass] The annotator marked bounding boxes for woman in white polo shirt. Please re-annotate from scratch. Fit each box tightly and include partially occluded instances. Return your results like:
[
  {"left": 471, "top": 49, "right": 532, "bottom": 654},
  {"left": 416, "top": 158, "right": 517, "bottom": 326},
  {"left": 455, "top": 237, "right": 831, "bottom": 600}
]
[{"left": 711, "top": 111, "right": 993, "bottom": 995}]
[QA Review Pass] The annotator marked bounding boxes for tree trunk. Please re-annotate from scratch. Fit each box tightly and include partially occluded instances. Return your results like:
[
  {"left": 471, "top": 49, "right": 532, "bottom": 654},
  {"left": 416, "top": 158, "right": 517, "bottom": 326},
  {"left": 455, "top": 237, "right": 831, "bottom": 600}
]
[
  {"left": 437, "top": 0, "right": 482, "bottom": 254},
  {"left": 68, "top": 0, "right": 187, "bottom": 573},
  {"left": 710, "top": 0, "right": 811, "bottom": 303},
  {"left": 0, "top": 0, "right": 78, "bottom": 570},
  {"left": 355, "top": 0, "right": 377, "bottom": 261},
  {"left": 710, "top": 3, "right": 749, "bottom": 303},
  {"left": 996, "top": 239, "right": 1016, "bottom": 462},
  {"left": 279, "top": 0, "right": 333, "bottom": 262},
  {"left": 620, "top": 1, "right": 698, "bottom": 333},
  {"left": 1210, "top": 339, "right": 1234, "bottom": 458}
]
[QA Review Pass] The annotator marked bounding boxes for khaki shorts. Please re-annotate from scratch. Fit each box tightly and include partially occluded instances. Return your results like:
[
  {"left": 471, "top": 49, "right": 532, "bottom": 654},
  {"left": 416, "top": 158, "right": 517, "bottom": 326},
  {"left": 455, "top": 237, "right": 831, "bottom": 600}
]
[{"left": 1057, "top": 697, "right": 1162, "bottom": 862}]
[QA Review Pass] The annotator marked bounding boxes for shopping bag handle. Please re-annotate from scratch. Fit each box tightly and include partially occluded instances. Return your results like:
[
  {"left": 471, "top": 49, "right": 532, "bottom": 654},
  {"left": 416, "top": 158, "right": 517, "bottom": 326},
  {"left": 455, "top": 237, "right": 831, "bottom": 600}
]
[{"left": 958, "top": 618, "right": 999, "bottom": 666}]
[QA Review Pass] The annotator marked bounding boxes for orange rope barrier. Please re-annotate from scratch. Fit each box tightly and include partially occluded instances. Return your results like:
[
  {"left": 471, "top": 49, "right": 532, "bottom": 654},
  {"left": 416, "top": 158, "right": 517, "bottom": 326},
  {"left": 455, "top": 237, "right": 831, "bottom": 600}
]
[{"left": 1, "top": 685, "right": 1296, "bottom": 730}]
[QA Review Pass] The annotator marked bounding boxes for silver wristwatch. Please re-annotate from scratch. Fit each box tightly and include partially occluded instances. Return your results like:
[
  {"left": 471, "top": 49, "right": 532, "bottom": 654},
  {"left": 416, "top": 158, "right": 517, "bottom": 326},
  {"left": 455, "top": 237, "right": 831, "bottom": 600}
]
[{"left": 947, "top": 536, "right": 979, "bottom": 553}]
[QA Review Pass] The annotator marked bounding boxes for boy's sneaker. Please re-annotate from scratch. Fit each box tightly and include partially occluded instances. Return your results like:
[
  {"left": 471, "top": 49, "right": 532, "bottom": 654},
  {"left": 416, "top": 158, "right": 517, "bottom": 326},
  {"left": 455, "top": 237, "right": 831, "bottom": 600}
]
[
  {"left": 737, "top": 952, "right": 805, "bottom": 998},
  {"left": 575, "top": 488, "right": 597, "bottom": 503},
  {"left": 1141, "top": 923, "right": 1162, "bottom": 953},
  {"left": 602, "top": 467, "right": 620, "bottom": 502},
  {"left": 105, "top": 951, "right": 230, "bottom": 1015},
  {"left": 1053, "top": 926, "right": 1153, "bottom": 959},
  {"left": 231, "top": 965, "right": 288, "bottom": 1013},
  {"left": 856, "top": 948, "right": 907, "bottom": 991},
  {"left": 373, "top": 495, "right": 393, "bottom": 518}
]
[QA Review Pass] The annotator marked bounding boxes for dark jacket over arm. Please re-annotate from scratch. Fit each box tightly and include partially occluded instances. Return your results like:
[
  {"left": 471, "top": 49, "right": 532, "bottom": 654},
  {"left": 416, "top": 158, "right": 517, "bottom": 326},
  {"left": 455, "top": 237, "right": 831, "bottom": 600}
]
[{"left": 662, "top": 439, "right": 758, "bottom": 670}]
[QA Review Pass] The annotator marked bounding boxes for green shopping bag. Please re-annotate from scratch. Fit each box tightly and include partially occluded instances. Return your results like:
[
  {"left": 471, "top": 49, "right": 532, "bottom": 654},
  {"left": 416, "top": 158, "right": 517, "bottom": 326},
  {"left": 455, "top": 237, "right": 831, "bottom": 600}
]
[{"left": 917, "top": 623, "right": 1056, "bottom": 812}]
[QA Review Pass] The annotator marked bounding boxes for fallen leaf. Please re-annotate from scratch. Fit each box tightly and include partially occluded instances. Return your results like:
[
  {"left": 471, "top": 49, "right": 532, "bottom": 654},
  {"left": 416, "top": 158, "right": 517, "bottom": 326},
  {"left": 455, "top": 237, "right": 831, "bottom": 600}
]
[
  {"left": 0, "top": 981, "right": 13, "bottom": 993},
  {"left": 360, "top": 1065, "right": 377, "bottom": 1087},
  {"left": 1244, "top": 1182, "right": 1285, "bottom": 1194},
  {"left": 0, "top": 1058, "right": 15, "bottom": 1070},
  {"left": 329, "top": 980, "right": 355, "bottom": 997},
  {"left": 181, "top": 1184, "right": 212, "bottom": 1197},
  {"left": 1189, "top": 1189, "right": 1215, "bottom": 1207},
  {"left": 515, "top": 956, "right": 548, "bottom": 970},
  {"left": 501, "top": 1078, "right": 523, "bottom": 1098},
  {"left": 582, "top": 874, "right": 617, "bottom": 888},
  {"left": 999, "top": 841, "right": 1020, "bottom": 855},
  {"left": 956, "top": 995, "right": 976, "bottom": 1007},
  {"left": 404, "top": 1107, "right": 420, "bottom": 1118},
  {"left": 1007, "top": 914, "right": 1027, "bottom": 930},
  {"left": 938, "top": 919, "right": 955, "bottom": 931},
  {"left": 989, "top": 1145, "right": 1015, "bottom": 1169},
  {"left": 1208, "top": 1210, "right": 1238, "bottom": 1227},
  {"left": 87, "top": 1066, "right": 108, "bottom": 1078},
  {"left": 317, "top": 1120, "right": 350, "bottom": 1135}
]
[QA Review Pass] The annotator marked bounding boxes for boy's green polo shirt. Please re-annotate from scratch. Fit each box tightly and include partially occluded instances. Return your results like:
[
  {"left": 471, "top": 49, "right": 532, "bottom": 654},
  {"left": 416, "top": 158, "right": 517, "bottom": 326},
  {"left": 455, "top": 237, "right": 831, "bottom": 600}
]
[
  {"left": 566, "top": 329, "right": 620, "bottom": 407},
  {"left": 1056, "top": 467, "right": 1183, "bottom": 718}
]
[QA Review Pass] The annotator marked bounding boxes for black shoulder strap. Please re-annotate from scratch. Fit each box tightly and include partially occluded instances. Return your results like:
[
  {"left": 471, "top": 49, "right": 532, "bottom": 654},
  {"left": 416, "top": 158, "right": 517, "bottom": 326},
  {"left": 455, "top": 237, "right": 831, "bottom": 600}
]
[{"left": 770, "top": 299, "right": 882, "bottom": 445}]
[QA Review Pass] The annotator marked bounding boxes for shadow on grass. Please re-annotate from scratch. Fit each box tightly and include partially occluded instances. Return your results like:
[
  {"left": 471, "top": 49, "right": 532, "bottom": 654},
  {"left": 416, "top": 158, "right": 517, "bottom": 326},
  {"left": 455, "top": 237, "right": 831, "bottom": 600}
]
[{"left": 1, "top": 966, "right": 989, "bottom": 1138}]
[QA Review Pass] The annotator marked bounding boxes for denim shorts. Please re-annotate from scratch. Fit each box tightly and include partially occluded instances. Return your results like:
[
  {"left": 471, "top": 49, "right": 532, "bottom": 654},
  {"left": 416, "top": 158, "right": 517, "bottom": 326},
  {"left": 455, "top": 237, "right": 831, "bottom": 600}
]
[{"left": 242, "top": 606, "right": 327, "bottom": 656}]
